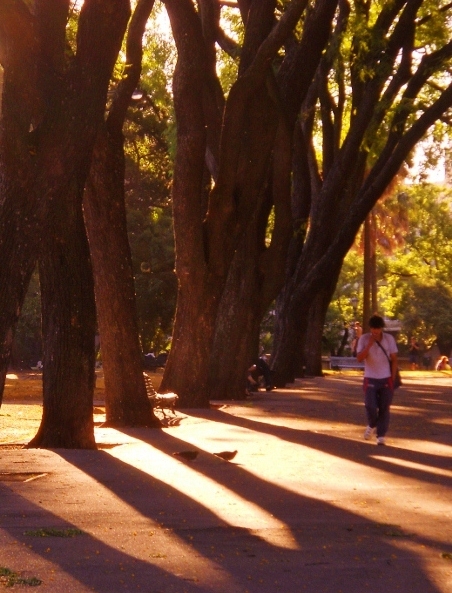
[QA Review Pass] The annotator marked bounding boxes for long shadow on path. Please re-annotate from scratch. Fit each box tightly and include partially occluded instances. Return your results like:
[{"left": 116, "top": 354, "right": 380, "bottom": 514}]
[{"left": 1, "top": 375, "right": 450, "bottom": 592}]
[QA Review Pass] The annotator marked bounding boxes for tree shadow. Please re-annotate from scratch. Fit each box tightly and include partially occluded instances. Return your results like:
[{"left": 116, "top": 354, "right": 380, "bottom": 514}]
[
  {"left": 1, "top": 375, "right": 450, "bottom": 592},
  {"left": 187, "top": 376, "right": 452, "bottom": 489}
]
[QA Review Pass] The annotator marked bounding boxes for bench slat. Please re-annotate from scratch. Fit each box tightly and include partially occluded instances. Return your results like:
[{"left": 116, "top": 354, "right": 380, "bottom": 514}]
[{"left": 329, "top": 356, "right": 364, "bottom": 370}]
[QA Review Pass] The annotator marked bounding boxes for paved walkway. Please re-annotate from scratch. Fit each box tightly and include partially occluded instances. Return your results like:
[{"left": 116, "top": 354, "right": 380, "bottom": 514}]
[{"left": 0, "top": 374, "right": 451, "bottom": 592}]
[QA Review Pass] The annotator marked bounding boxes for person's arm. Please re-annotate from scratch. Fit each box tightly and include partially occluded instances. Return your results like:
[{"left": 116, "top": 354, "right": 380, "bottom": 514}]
[{"left": 356, "top": 336, "right": 373, "bottom": 362}]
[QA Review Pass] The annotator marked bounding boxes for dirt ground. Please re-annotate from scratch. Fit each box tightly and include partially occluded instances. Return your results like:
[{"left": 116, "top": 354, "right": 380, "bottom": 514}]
[
  {"left": 1, "top": 368, "right": 449, "bottom": 444},
  {"left": 0, "top": 370, "right": 451, "bottom": 592},
  {"left": 0, "top": 369, "right": 164, "bottom": 444}
]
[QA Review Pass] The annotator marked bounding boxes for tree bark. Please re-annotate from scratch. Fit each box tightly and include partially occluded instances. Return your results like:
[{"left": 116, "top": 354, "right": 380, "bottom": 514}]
[
  {"left": 83, "top": 0, "right": 160, "bottom": 427},
  {"left": 84, "top": 127, "right": 160, "bottom": 427},
  {"left": 363, "top": 214, "right": 372, "bottom": 329},
  {"left": 303, "top": 289, "right": 335, "bottom": 376},
  {"left": 29, "top": 182, "right": 97, "bottom": 449},
  {"left": 0, "top": 0, "right": 131, "bottom": 447},
  {"left": 161, "top": 0, "right": 337, "bottom": 406}
]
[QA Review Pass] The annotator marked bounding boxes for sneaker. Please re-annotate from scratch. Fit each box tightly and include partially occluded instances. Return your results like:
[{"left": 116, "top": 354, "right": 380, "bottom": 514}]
[
  {"left": 364, "top": 426, "right": 374, "bottom": 440},
  {"left": 377, "top": 436, "right": 386, "bottom": 446}
]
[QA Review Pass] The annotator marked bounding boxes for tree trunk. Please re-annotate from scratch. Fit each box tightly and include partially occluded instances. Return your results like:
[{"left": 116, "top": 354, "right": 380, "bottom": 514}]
[
  {"left": 160, "top": 0, "right": 337, "bottom": 407},
  {"left": 84, "top": 127, "right": 160, "bottom": 427},
  {"left": 160, "top": 281, "right": 222, "bottom": 406},
  {"left": 271, "top": 300, "right": 307, "bottom": 386},
  {"left": 29, "top": 183, "right": 97, "bottom": 449},
  {"left": 271, "top": 227, "right": 346, "bottom": 386},
  {"left": 363, "top": 214, "right": 372, "bottom": 329},
  {"left": 208, "top": 230, "right": 265, "bottom": 400},
  {"left": 303, "top": 288, "right": 335, "bottom": 376},
  {"left": 371, "top": 211, "right": 378, "bottom": 314},
  {"left": 0, "top": 0, "right": 130, "bottom": 448}
]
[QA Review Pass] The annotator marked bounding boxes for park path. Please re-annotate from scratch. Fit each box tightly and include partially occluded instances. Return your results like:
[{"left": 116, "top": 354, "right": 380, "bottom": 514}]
[{"left": 0, "top": 374, "right": 451, "bottom": 592}]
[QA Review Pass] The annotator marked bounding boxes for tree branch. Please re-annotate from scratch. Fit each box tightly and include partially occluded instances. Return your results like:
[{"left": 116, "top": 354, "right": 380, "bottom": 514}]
[
  {"left": 74, "top": 0, "right": 131, "bottom": 114},
  {"left": 107, "top": 0, "right": 156, "bottom": 133}
]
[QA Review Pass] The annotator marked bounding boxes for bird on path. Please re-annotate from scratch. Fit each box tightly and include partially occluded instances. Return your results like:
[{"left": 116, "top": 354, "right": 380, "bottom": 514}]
[
  {"left": 173, "top": 450, "right": 199, "bottom": 461},
  {"left": 213, "top": 450, "right": 237, "bottom": 461}
]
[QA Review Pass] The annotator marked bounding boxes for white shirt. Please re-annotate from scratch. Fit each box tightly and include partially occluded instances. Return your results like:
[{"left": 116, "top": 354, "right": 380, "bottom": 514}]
[{"left": 357, "top": 332, "right": 398, "bottom": 379}]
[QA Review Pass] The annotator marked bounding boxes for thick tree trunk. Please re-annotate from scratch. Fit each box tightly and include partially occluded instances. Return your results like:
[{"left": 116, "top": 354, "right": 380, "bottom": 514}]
[
  {"left": 161, "top": 0, "right": 336, "bottom": 407},
  {"left": 0, "top": 1, "right": 131, "bottom": 414},
  {"left": 84, "top": 128, "right": 160, "bottom": 427},
  {"left": 208, "top": 232, "right": 264, "bottom": 400},
  {"left": 272, "top": 236, "right": 344, "bottom": 385},
  {"left": 271, "top": 299, "right": 307, "bottom": 386},
  {"left": 303, "top": 287, "right": 337, "bottom": 376},
  {"left": 29, "top": 184, "right": 97, "bottom": 449},
  {"left": 160, "top": 282, "right": 221, "bottom": 406}
]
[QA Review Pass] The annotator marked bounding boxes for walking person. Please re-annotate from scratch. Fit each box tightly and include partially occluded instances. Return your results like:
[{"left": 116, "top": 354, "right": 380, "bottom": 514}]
[{"left": 356, "top": 315, "right": 398, "bottom": 445}]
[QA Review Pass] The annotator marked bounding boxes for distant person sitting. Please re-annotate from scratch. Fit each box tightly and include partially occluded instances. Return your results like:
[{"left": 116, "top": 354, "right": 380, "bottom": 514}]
[
  {"left": 246, "top": 356, "right": 273, "bottom": 393},
  {"left": 246, "top": 365, "right": 260, "bottom": 394},
  {"left": 256, "top": 357, "right": 273, "bottom": 391},
  {"left": 435, "top": 356, "right": 451, "bottom": 371}
]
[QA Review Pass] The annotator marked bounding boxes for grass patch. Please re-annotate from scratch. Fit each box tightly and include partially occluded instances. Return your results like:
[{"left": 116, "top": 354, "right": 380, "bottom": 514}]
[
  {"left": 24, "top": 528, "right": 84, "bottom": 538},
  {"left": 0, "top": 566, "right": 41, "bottom": 587}
]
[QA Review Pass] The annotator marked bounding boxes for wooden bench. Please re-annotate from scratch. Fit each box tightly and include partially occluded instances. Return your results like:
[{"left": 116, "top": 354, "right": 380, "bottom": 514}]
[
  {"left": 329, "top": 356, "right": 365, "bottom": 371},
  {"left": 143, "top": 372, "right": 179, "bottom": 417}
]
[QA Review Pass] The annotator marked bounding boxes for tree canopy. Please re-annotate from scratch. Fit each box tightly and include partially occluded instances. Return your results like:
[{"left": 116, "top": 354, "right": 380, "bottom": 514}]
[{"left": 329, "top": 182, "right": 452, "bottom": 355}]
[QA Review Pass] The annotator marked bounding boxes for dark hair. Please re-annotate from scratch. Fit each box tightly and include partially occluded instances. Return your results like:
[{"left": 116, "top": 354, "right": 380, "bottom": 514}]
[{"left": 369, "top": 314, "right": 385, "bottom": 329}]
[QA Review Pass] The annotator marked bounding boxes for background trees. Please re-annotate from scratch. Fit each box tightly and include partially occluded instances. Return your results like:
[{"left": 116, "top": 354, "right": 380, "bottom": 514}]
[
  {"left": 328, "top": 182, "right": 452, "bottom": 357},
  {"left": 271, "top": 0, "right": 452, "bottom": 383},
  {"left": 380, "top": 183, "right": 452, "bottom": 355}
]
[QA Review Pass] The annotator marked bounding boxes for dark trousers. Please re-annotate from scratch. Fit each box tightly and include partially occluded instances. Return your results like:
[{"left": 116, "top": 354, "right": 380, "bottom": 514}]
[
  {"left": 364, "top": 377, "right": 393, "bottom": 437},
  {"left": 256, "top": 358, "right": 273, "bottom": 389}
]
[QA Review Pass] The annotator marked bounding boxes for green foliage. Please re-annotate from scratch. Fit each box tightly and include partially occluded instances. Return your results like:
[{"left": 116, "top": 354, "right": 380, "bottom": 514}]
[
  {"left": 216, "top": 7, "right": 241, "bottom": 93},
  {"left": 127, "top": 207, "right": 176, "bottom": 353},
  {"left": 0, "top": 566, "right": 42, "bottom": 587},
  {"left": 385, "top": 184, "right": 452, "bottom": 348},
  {"left": 24, "top": 527, "right": 84, "bottom": 537},
  {"left": 417, "top": 3, "right": 451, "bottom": 49},
  {"left": 123, "top": 9, "right": 176, "bottom": 353},
  {"left": 398, "top": 280, "right": 452, "bottom": 349},
  {"left": 330, "top": 182, "right": 452, "bottom": 352}
]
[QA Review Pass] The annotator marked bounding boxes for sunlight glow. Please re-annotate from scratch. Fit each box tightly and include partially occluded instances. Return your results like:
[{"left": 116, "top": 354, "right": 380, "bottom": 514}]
[
  {"left": 106, "top": 441, "right": 300, "bottom": 551},
  {"left": 373, "top": 455, "right": 452, "bottom": 479}
]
